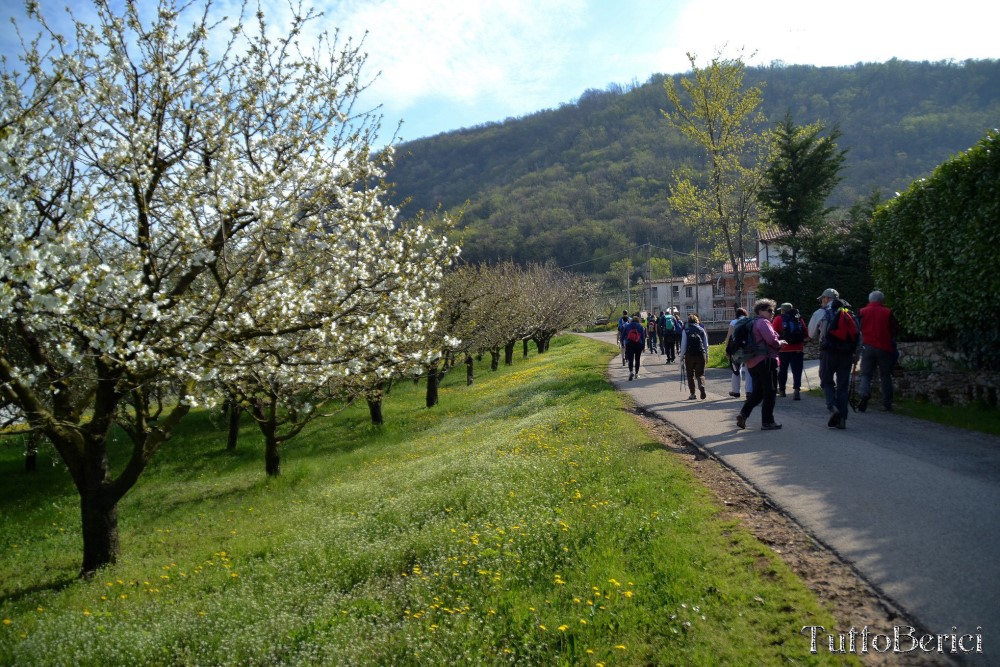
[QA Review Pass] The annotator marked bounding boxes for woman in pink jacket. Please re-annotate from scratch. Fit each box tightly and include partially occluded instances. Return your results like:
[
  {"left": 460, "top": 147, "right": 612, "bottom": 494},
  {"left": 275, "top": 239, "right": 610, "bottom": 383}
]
[{"left": 736, "top": 299, "right": 786, "bottom": 431}]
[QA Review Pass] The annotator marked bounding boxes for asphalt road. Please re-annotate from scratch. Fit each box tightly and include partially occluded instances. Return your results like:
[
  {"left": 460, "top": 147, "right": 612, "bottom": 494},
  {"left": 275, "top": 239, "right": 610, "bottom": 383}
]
[{"left": 582, "top": 331, "right": 1000, "bottom": 665}]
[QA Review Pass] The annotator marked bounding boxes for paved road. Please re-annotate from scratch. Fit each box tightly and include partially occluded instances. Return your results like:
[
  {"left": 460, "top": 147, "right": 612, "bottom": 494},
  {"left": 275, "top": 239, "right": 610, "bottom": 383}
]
[{"left": 582, "top": 332, "right": 1000, "bottom": 664}]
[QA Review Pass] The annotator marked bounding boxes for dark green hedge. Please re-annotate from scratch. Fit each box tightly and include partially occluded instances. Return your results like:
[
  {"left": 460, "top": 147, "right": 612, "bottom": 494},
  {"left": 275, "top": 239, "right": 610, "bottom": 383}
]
[{"left": 872, "top": 130, "right": 1000, "bottom": 369}]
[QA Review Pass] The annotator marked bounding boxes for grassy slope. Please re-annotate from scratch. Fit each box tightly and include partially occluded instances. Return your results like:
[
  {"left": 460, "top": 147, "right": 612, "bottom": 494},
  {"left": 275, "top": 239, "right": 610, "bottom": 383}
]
[{"left": 0, "top": 336, "right": 851, "bottom": 666}]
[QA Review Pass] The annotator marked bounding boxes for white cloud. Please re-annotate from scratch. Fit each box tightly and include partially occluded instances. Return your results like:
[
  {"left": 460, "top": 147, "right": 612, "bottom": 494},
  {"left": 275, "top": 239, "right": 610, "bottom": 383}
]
[
  {"left": 331, "top": 0, "right": 585, "bottom": 109},
  {"left": 658, "top": 0, "right": 1000, "bottom": 71}
]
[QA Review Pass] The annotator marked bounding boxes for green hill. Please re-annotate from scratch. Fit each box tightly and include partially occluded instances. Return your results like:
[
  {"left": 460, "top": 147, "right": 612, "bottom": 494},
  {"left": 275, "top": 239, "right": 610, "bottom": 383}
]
[{"left": 388, "top": 59, "right": 1000, "bottom": 270}]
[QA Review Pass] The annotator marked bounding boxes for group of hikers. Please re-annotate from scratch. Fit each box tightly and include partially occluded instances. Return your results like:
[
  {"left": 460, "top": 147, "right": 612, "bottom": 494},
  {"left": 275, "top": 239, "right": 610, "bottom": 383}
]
[{"left": 616, "top": 288, "right": 899, "bottom": 431}]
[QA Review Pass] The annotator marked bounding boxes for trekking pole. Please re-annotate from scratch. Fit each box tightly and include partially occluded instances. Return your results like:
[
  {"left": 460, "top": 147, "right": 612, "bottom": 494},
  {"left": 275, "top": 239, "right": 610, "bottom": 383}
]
[
  {"left": 679, "top": 359, "right": 686, "bottom": 392},
  {"left": 849, "top": 360, "right": 859, "bottom": 412}
]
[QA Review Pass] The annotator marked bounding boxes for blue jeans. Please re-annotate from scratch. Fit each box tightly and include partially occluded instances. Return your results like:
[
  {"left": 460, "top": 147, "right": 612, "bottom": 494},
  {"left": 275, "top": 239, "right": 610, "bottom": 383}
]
[
  {"left": 820, "top": 350, "right": 855, "bottom": 419},
  {"left": 859, "top": 345, "right": 894, "bottom": 409}
]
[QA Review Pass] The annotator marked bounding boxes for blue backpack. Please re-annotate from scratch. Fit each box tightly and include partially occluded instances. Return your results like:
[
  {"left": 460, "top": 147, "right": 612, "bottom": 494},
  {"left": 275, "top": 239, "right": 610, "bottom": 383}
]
[{"left": 781, "top": 310, "right": 805, "bottom": 344}]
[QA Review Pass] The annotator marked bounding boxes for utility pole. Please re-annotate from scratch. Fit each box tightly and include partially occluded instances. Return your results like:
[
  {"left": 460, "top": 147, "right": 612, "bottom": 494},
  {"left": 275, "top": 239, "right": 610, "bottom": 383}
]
[
  {"left": 694, "top": 240, "right": 700, "bottom": 317},
  {"left": 626, "top": 265, "right": 631, "bottom": 315},
  {"left": 646, "top": 243, "right": 652, "bottom": 313}
]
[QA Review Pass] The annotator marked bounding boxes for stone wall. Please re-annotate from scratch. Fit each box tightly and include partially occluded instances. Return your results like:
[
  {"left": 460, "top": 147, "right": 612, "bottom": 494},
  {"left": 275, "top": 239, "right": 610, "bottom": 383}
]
[
  {"left": 804, "top": 340, "right": 1000, "bottom": 408},
  {"left": 892, "top": 342, "right": 1000, "bottom": 407}
]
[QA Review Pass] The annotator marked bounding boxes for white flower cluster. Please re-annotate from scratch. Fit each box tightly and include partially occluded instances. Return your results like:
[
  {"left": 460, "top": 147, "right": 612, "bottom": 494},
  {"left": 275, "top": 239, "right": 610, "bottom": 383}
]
[{"left": 0, "top": 2, "right": 459, "bottom": 448}]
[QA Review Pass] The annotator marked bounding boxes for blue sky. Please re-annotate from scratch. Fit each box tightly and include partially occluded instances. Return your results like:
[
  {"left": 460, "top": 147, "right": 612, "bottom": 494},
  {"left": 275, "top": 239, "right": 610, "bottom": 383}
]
[
  {"left": 4, "top": 1, "right": 999, "bottom": 143},
  {"left": 321, "top": 0, "right": 1000, "bottom": 143}
]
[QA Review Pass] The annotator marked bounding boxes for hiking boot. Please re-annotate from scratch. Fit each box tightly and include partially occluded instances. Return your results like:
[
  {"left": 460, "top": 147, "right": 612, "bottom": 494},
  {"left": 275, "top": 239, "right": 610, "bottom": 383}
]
[
  {"left": 687, "top": 394, "right": 697, "bottom": 400},
  {"left": 827, "top": 412, "right": 842, "bottom": 428},
  {"left": 835, "top": 419, "right": 847, "bottom": 430},
  {"left": 761, "top": 423, "right": 783, "bottom": 431},
  {"left": 793, "top": 389, "right": 800, "bottom": 401},
  {"left": 634, "top": 372, "right": 640, "bottom": 379},
  {"left": 628, "top": 373, "right": 633, "bottom": 381},
  {"left": 778, "top": 390, "right": 786, "bottom": 397},
  {"left": 736, "top": 414, "right": 747, "bottom": 429},
  {"left": 728, "top": 392, "right": 741, "bottom": 398},
  {"left": 699, "top": 387, "right": 707, "bottom": 399},
  {"left": 857, "top": 396, "right": 869, "bottom": 412}
]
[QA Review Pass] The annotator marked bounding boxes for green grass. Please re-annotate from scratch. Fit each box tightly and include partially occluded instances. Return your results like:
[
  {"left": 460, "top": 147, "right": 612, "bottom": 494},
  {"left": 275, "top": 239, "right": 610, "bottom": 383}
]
[
  {"left": 1, "top": 336, "right": 852, "bottom": 666},
  {"left": 707, "top": 343, "right": 730, "bottom": 369},
  {"left": 893, "top": 399, "right": 1000, "bottom": 435}
]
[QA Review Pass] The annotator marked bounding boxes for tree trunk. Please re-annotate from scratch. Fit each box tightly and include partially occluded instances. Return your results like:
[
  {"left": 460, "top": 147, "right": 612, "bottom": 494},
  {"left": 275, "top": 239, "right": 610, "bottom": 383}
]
[
  {"left": 79, "top": 487, "right": 120, "bottom": 577},
  {"left": 264, "top": 431, "right": 281, "bottom": 477},
  {"left": 367, "top": 396, "right": 384, "bottom": 425},
  {"left": 426, "top": 361, "right": 440, "bottom": 407},
  {"left": 490, "top": 349, "right": 500, "bottom": 371},
  {"left": 226, "top": 401, "right": 242, "bottom": 451},
  {"left": 465, "top": 353, "right": 474, "bottom": 386},
  {"left": 522, "top": 339, "right": 529, "bottom": 358},
  {"left": 504, "top": 341, "right": 515, "bottom": 366},
  {"left": 24, "top": 432, "right": 40, "bottom": 472}
]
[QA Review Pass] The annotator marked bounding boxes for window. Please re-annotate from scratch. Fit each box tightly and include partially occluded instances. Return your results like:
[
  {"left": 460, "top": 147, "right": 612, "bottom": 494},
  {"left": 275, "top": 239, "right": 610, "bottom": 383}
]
[
  {"left": 685, "top": 286, "right": 693, "bottom": 298},
  {"left": 651, "top": 287, "right": 658, "bottom": 298},
  {"left": 672, "top": 285, "right": 680, "bottom": 297}
]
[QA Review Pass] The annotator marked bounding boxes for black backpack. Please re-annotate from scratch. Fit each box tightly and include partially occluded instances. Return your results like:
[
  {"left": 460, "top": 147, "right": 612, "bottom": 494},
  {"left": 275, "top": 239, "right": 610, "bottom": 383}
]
[
  {"left": 685, "top": 324, "right": 705, "bottom": 355},
  {"left": 726, "top": 316, "right": 761, "bottom": 363}
]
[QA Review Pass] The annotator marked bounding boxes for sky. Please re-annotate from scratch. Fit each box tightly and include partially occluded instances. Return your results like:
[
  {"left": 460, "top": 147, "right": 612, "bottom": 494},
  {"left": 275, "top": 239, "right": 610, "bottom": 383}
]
[
  {"left": 320, "top": 0, "right": 1000, "bottom": 143},
  {"left": 3, "top": 0, "right": 999, "bottom": 143}
]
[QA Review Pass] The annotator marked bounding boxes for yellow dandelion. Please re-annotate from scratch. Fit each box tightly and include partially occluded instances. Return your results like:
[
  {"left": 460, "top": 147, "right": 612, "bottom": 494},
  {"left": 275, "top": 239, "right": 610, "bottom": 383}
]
[
  {"left": 538, "top": 624, "right": 547, "bottom": 631},
  {"left": 615, "top": 644, "right": 627, "bottom": 650},
  {"left": 623, "top": 591, "right": 634, "bottom": 598},
  {"left": 579, "top": 619, "right": 587, "bottom": 625},
  {"left": 230, "top": 572, "right": 239, "bottom": 578},
  {"left": 82, "top": 610, "right": 91, "bottom": 616},
  {"left": 558, "top": 625, "right": 569, "bottom": 632},
  {"left": 36, "top": 607, "right": 44, "bottom": 613},
  {"left": 2, "top": 619, "right": 11, "bottom": 625}
]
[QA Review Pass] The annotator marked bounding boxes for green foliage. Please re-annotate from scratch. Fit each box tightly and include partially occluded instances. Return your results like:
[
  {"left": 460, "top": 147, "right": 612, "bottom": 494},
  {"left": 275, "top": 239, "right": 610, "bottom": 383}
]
[
  {"left": 758, "top": 114, "right": 846, "bottom": 239},
  {"left": 872, "top": 130, "right": 1000, "bottom": 368},
  {"left": 663, "top": 51, "right": 770, "bottom": 301},
  {"left": 389, "top": 60, "right": 1000, "bottom": 269},
  {"left": 0, "top": 337, "right": 848, "bottom": 665},
  {"left": 758, "top": 216, "right": 875, "bottom": 313}
]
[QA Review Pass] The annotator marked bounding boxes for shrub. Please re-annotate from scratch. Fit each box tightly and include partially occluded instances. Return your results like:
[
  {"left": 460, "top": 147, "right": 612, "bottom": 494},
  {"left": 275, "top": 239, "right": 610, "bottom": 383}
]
[{"left": 872, "top": 130, "right": 1000, "bottom": 369}]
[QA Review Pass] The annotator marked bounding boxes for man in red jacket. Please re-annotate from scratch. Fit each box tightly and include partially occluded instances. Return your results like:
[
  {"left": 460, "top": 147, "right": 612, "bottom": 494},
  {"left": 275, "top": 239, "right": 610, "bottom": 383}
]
[{"left": 858, "top": 290, "right": 899, "bottom": 412}]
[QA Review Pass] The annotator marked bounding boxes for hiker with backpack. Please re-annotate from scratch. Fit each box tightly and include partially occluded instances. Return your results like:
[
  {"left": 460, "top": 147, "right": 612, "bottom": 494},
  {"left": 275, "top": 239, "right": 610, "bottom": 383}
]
[
  {"left": 857, "top": 290, "right": 899, "bottom": 412},
  {"left": 679, "top": 314, "right": 710, "bottom": 400},
  {"left": 735, "top": 299, "right": 786, "bottom": 431},
  {"left": 722, "top": 307, "right": 749, "bottom": 398},
  {"left": 616, "top": 310, "right": 630, "bottom": 366},
  {"left": 772, "top": 302, "right": 807, "bottom": 400},
  {"left": 809, "top": 289, "right": 861, "bottom": 430},
  {"left": 660, "top": 310, "right": 678, "bottom": 363},
  {"left": 622, "top": 314, "right": 646, "bottom": 381},
  {"left": 646, "top": 316, "right": 659, "bottom": 354}
]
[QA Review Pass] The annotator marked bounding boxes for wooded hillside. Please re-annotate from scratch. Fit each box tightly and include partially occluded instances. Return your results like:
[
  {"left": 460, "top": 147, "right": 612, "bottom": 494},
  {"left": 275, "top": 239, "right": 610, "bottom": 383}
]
[{"left": 387, "top": 59, "right": 1000, "bottom": 271}]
